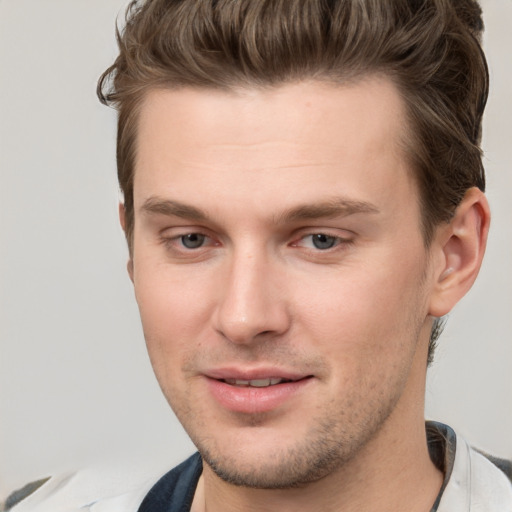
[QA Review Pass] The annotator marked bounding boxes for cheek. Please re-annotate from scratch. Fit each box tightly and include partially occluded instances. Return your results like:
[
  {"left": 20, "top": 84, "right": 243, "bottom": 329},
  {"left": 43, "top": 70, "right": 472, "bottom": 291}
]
[
  {"left": 294, "top": 267, "right": 425, "bottom": 409},
  {"left": 135, "top": 258, "right": 214, "bottom": 326},
  {"left": 133, "top": 264, "right": 216, "bottom": 377},
  {"left": 294, "top": 254, "right": 427, "bottom": 358}
]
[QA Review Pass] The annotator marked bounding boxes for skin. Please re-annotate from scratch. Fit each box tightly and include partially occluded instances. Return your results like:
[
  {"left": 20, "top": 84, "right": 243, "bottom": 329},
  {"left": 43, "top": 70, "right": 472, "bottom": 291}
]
[{"left": 125, "top": 77, "right": 489, "bottom": 512}]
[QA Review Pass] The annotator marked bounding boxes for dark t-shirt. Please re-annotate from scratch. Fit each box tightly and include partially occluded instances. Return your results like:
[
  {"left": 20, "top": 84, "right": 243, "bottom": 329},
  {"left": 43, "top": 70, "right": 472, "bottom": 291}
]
[
  {"left": 2, "top": 459, "right": 203, "bottom": 512},
  {"left": 137, "top": 452, "right": 203, "bottom": 512}
]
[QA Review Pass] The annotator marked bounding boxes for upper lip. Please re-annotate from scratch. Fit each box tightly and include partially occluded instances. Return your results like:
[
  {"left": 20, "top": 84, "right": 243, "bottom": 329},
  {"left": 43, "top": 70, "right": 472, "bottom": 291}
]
[{"left": 204, "top": 367, "right": 311, "bottom": 382}]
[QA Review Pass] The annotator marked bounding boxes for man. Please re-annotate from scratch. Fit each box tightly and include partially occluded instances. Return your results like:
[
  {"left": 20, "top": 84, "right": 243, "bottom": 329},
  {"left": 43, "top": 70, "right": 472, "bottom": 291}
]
[{"left": 6, "top": 0, "right": 511, "bottom": 511}]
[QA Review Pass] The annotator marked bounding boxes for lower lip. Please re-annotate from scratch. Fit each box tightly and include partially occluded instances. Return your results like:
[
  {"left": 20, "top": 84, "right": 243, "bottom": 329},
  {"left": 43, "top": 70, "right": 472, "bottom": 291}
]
[{"left": 205, "top": 377, "right": 312, "bottom": 414}]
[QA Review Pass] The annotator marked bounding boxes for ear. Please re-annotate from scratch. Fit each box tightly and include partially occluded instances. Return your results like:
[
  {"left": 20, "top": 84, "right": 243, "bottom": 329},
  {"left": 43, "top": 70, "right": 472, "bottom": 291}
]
[
  {"left": 118, "top": 202, "right": 134, "bottom": 283},
  {"left": 428, "top": 188, "right": 490, "bottom": 317}
]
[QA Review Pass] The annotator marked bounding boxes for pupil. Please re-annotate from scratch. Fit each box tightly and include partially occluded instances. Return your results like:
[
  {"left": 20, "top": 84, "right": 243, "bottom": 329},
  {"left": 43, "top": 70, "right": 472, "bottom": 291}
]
[
  {"left": 312, "top": 233, "right": 336, "bottom": 250},
  {"left": 182, "top": 233, "right": 205, "bottom": 249}
]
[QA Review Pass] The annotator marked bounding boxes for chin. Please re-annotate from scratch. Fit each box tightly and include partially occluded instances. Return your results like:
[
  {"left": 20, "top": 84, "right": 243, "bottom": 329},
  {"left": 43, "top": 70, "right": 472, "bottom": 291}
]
[
  {"left": 202, "top": 450, "right": 338, "bottom": 489},
  {"left": 193, "top": 418, "right": 370, "bottom": 489}
]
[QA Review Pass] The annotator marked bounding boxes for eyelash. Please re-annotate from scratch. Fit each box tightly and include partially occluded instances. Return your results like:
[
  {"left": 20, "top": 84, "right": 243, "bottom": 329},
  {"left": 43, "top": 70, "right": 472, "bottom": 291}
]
[
  {"left": 291, "top": 233, "right": 352, "bottom": 251},
  {"left": 161, "top": 232, "right": 217, "bottom": 252},
  {"left": 161, "top": 231, "right": 353, "bottom": 254}
]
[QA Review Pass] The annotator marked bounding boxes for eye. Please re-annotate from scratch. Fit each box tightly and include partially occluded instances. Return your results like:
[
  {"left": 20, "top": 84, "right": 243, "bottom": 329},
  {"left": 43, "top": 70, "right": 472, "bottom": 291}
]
[
  {"left": 294, "top": 233, "right": 343, "bottom": 250},
  {"left": 180, "top": 233, "right": 206, "bottom": 249},
  {"left": 309, "top": 233, "right": 338, "bottom": 250}
]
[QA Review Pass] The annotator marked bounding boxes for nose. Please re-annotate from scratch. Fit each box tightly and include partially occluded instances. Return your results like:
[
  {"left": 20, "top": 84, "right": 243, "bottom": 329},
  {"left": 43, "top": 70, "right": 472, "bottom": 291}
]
[{"left": 212, "top": 248, "right": 291, "bottom": 345}]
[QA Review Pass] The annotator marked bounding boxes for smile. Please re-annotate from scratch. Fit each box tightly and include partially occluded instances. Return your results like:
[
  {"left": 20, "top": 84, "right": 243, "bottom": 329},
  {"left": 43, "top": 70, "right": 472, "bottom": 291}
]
[
  {"left": 206, "top": 374, "right": 313, "bottom": 414},
  {"left": 222, "top": 377, "right": 294, "bottom": 388}
]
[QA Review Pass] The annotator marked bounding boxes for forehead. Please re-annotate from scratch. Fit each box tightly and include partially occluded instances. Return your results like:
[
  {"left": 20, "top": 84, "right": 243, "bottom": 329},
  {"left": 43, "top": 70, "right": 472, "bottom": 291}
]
[
  {"left": 133, "top": 78, "right": 417, "bottom": 223},
  {"left": 136, "top": 77, "right": 406, "bottom": 158}
]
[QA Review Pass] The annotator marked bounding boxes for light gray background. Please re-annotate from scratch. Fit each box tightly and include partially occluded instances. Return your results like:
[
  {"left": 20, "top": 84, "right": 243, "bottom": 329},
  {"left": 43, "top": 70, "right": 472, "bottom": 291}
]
[{"left": 1, "top": 0, "right": 511, "bottom": 500}]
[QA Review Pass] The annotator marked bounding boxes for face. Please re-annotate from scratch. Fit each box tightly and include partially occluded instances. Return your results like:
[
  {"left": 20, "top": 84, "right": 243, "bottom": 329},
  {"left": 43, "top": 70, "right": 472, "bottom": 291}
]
[{"left": 130, "top": 78, "right": 436, "bottom": 488}]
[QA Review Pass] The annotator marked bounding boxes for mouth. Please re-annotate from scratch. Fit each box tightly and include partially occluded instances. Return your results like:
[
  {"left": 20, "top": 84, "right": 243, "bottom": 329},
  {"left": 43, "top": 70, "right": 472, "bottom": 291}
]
[
  {"left": 220, "top": 377, "right": 300, "bottom": 388},
  {"left": 205, "top": 373, "right": 314, "bottom": 413}
]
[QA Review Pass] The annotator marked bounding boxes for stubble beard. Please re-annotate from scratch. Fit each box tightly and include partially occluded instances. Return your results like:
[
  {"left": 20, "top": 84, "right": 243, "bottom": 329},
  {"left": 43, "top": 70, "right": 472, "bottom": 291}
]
[
  {"left": 162, "top": 305, "right": 426, "bottom": 490},
  {"left": 190, "top": 387, "right": 404, "bottom": 490},
  {"left": 166, "top": 342, "right": 421, "bottom": 490}
]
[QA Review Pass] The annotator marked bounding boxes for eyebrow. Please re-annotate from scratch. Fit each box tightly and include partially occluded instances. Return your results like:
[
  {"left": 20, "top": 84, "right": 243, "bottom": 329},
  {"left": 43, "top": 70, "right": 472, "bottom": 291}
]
[
  {"left": 140, "top": 196, "right": 380, "bottom": 223},
  {"left": 275, "top": 198, "right": 380, "bottom": 223},
  {"left": 141, "top": 197, "right": 208, "bottom": 221}
]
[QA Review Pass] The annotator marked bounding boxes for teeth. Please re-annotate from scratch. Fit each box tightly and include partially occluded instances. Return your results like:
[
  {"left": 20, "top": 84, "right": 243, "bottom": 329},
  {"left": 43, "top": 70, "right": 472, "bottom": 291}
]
[{"left": 224, "top": 377, "right": 286, "bottom": 387}]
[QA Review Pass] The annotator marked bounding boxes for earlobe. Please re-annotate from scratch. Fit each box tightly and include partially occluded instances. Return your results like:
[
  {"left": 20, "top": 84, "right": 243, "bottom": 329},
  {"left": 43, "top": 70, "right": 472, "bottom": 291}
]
[
  {"left": 119, "top": 202, "right": 135, "bottom": 283},
  {"left": 428, "top": 187, "right": 490, "bottom": 317},
  {"left": 119, "top": 202, "right": 127, "bottom": 232},
  {"left": 127, "top": 259, "right": 134, "bottom": 283}
]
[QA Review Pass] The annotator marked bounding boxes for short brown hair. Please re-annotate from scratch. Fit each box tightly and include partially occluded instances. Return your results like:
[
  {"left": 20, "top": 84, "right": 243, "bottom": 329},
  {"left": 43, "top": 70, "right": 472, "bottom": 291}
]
[{"left": 98, "top": 0, "right": 489, "bottom": 362}]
